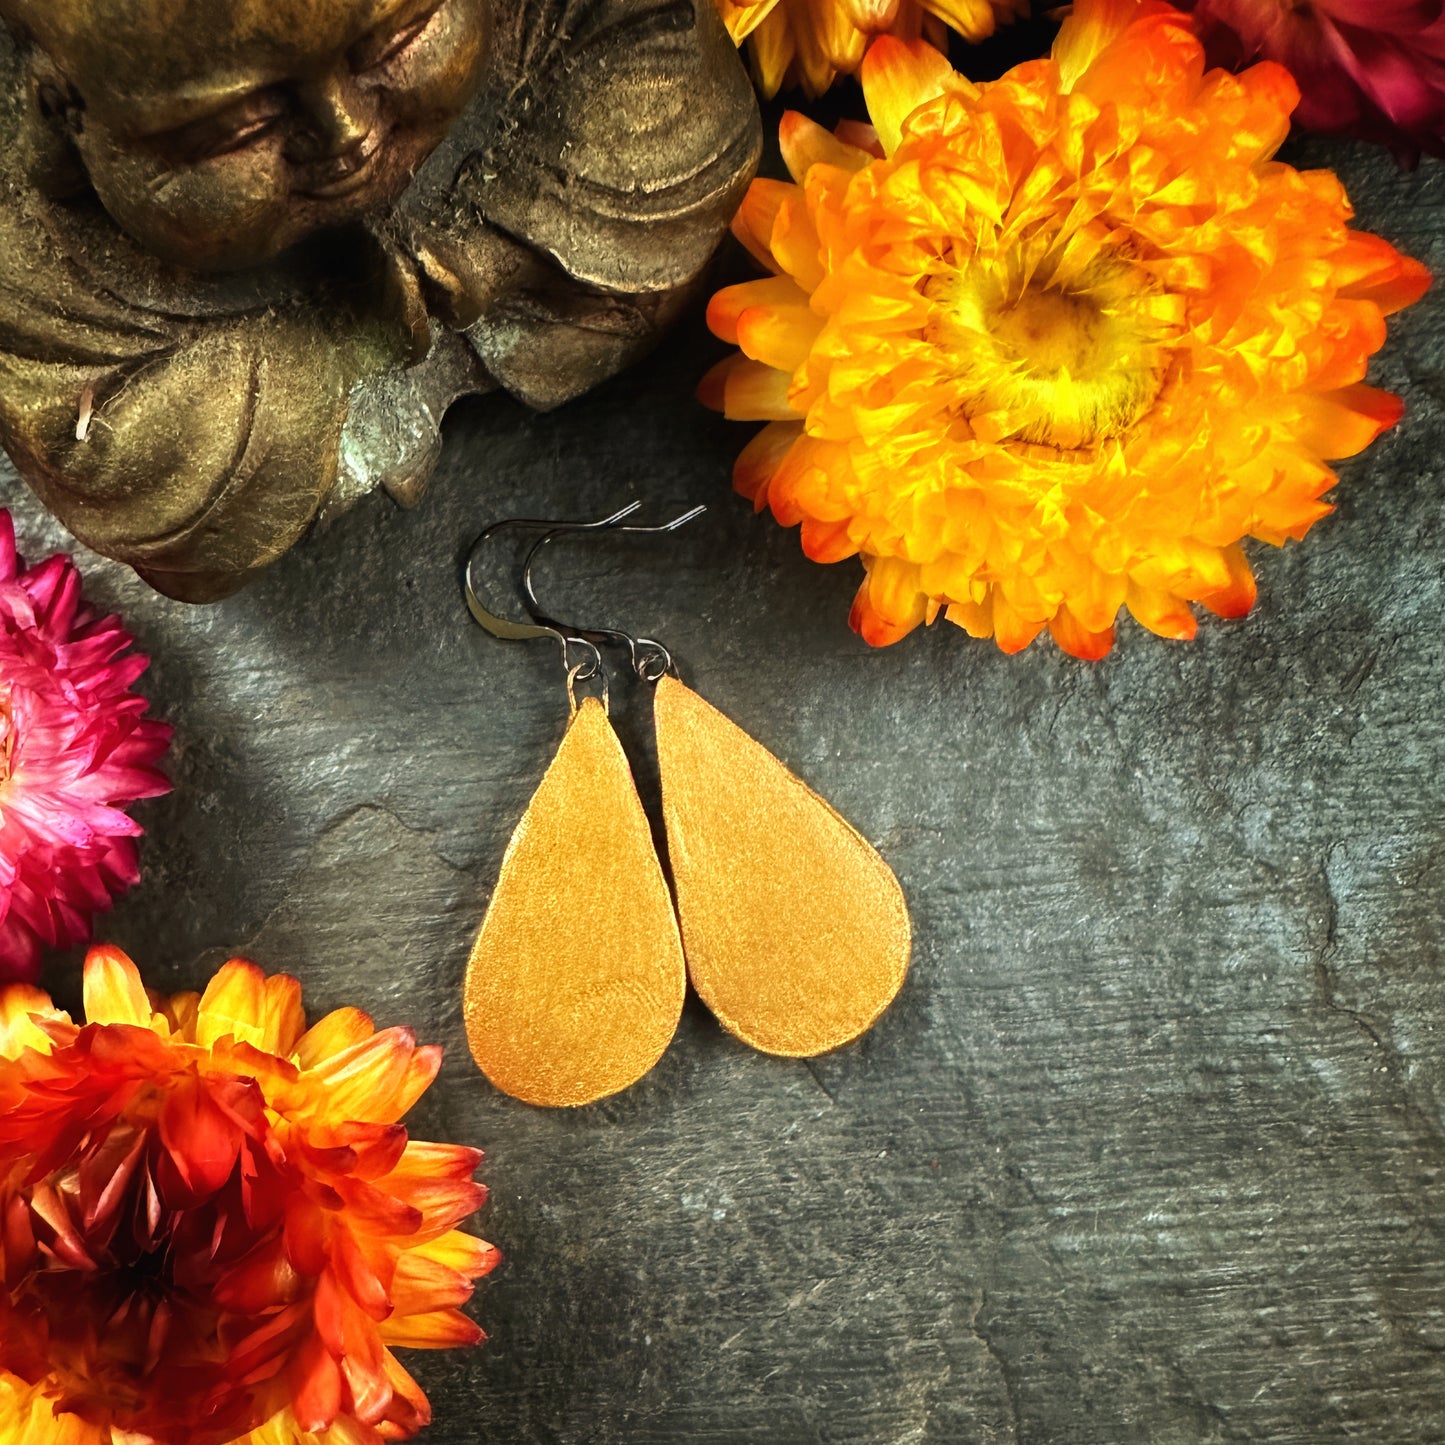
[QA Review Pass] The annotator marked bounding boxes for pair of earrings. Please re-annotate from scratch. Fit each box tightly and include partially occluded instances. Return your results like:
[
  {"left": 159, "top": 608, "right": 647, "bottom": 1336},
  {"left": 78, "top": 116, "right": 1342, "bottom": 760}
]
[{"left": 461, "top": 504, "right": 911, "bottom": 1107}]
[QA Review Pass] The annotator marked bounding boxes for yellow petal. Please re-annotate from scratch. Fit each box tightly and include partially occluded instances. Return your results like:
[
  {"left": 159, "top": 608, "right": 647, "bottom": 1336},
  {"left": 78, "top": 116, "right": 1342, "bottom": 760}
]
[
  {"left": 295, "top": 1006, "right": 377, "bottom": 1069},
  {"left": 707, "top": 275, "right": 812, "bottom": 345},
  {"left": 724, "top": 359, "right": 802, "bottom": 421},
  {"left": 779, "top": 110, "right": 876, "bottom": 184},
  {"left": 747, "top": 4, "right": 797, "bottom": 100},
  {"left": 195, "top": 958, "right": 273, "bottom": 1050},
  {"left": 733, "top": 419, "right": 805, "bottom": 506},
  {"left": 717, "top": 0, "right": 783, "bottom": 43},
  {"left": 409, "top": 1229, "right": 503, "bottom": 1278},
  {"left": 83, "top": 945, "right": 153, "bottom": 1029},
  {"left": 731, "top": 178, "right": 796, "bottom": 272},
  {"left": 920, "top": 0, "right": 1002, "bottom": 42},
  {"left": 861, "top": 36, "right": 955, "bottom": 155},
  {"left": 0, "top": 985, "right": 64, "bottom": 1060},
  {"left": 1126, "top": 582, "right": 1198, "bottom": 640},
  {"left": 1054, "top": 0, "right": 1147, "bottom": 93},
  {"left": 379, "top": 1308, "right": 483, "bottom": 1349}
]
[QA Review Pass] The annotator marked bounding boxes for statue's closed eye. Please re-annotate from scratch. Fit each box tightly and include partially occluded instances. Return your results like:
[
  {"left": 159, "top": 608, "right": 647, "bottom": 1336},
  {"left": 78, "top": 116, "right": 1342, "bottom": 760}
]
[
  {"left": 153, "top": 95, "right": 288, "bottom": 165},
  {"left": 351, "top": 1, "right": 445, "bottom": 73}
]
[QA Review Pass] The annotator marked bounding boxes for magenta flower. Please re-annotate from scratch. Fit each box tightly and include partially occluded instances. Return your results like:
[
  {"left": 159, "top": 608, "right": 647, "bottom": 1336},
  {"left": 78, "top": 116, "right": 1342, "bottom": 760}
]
[
  {"left": 1180, "top": 0, "right": 1445, "bottom": 162},
  {"left": 0, "top": 512, "right": 170, "bottom": 981}
]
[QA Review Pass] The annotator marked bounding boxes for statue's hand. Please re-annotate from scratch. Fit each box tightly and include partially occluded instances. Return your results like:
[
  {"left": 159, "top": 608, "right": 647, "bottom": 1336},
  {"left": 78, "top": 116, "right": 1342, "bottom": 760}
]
[{"left": 407, "top": 218, "right": 542, "bottom": 331}]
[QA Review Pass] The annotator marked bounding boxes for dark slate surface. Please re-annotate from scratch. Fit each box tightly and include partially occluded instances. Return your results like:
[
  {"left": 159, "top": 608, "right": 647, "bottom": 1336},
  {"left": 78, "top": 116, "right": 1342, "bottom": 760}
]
[{"left": 3, "top": 126, "right": 1444, "bottom": 1443}]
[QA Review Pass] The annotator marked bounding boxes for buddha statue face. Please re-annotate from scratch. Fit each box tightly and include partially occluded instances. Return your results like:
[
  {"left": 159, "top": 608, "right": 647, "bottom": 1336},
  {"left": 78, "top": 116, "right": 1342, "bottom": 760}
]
[{"left": 6, "top": 0, "right": 490, "bottom": 270}]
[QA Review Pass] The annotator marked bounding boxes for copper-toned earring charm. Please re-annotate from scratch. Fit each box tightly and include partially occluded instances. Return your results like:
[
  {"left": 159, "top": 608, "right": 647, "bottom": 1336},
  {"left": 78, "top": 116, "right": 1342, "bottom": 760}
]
[
  {"left": 653, "top": 674, "right": 910, "bottom": 1057},
  {"left": 463, "top": 679, "right": 684, "bottom": 1108}
]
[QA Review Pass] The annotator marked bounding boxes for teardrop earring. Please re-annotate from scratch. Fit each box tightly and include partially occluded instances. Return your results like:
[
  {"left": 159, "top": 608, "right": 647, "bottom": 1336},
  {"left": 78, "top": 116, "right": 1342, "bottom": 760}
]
[
  {"left": 520, "top": 512, "right": 912, "bottom": 1060},
  {"left": 460, "top": 509, "right": 686, "bottom": 1107}
]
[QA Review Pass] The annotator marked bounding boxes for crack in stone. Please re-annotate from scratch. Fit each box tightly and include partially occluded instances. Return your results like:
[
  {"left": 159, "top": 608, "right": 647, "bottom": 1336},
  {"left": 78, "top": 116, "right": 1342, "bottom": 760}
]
[
  {"left": 1310, "top": 847, "right": 1445, "bottom": 1181},
  {"left": 970, "top": 1290, "right": 1022, "bottom": 1444}
]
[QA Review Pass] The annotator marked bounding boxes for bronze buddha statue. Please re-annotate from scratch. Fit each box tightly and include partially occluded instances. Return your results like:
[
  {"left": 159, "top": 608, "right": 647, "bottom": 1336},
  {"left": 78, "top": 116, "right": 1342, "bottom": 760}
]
[{"left": 0, "top": 0, "right": 759, "bottom": 598}]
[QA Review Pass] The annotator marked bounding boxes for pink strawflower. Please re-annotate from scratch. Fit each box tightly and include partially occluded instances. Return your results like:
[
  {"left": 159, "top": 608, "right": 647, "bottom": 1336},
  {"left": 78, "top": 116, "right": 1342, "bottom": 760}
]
[
  {"left": 1179, "top": 0, "right": 1445, "bottom": 163},
  {"left": 0, "top": 511, "right": 170, "bottom": 981}
]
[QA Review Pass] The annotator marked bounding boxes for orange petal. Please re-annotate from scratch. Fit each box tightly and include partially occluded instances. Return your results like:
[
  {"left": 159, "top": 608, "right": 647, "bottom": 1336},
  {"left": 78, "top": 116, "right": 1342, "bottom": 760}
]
[
  {"left": 159, "top": 1076, "right": 244, "bottom": 1199},
  {"left": 83, "top": 945, "right": 152, "bottom": 1029},
  {"left": 707, "top": 276, "right": 811, "bottom": 345},
  {"left": 834, "top": 119, "right": 885, "bottom": 156},
  {"left": 721, "top": 359, "right": 801, "bottom": 421},
  {"left": 736, "top": 304, "right": 822, "bottom": 373},
  {"left": 290, "top": 1331, "right": 343, "bottom": 1434},
  {"left": 697, "top": 354, "right": 741, "bottom": 413},
  {"left": 388, "top": 1253, "right": 477, "bottom": 1316},
  {"left": 731, "top": 179, "right": 796, "bottom": 272},
  {"left": 1197, "top": 543, "right": 1257, "bottom": 620},
  {"left": 1127, "top": 583, "right": 1198, "bottom": 641},
  {"left": 944, "top": 595, "right": 994, "bottom": 640},
  {"left": 734, "top": 420, "right": 805, "bottom": 507},
  {"left": 1300, "top": 384, "right": 1405, "bottom": 460},
  {"left": 861, "top": 37, "right": 956, "bottom": 155},
  {"left": 801, "top": 516, "right": 859, "bottom": 563},
  {"left": 1054, "top": 0, "right": 1164, "bottom": 93},
  {"left": 1048, "top": 606, "right": 1115, "bottom": 660},
  {"left": 383, "top": 1349, "right": 434, "bottom": 1430},
  {"left": 991, "top": 592, "right": 1047, "bottom": 655},
  {"left": 1332, "top": 231, "right": 1432, "bottom": 314},
  {"left": 849, "top": 556, "right": 929, "bottom": 645}
]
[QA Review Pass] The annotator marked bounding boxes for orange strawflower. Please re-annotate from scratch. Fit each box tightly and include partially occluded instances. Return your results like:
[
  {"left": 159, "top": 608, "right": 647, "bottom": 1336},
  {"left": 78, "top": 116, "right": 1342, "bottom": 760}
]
[
  {"left": 701, "top": 0, "right": 1430, "bottom": 657},
  {"left": 0, "top": 947, "right": 498, "bottom": 1445},
  {"left": 717, "top": 0, "right": 1027, "bottom": 97}
]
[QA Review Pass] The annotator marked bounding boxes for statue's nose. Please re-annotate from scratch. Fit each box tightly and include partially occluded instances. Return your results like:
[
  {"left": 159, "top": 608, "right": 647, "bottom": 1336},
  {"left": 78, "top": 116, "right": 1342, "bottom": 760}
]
[{"left": 289, "top": 76, "right": 376, "bottom": 165}]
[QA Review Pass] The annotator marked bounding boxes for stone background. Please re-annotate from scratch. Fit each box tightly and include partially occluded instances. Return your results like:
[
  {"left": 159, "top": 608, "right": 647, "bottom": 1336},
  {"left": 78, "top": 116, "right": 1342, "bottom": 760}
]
[{"left": 3, "top": 48, "right": 1445, "bottom": 1445}]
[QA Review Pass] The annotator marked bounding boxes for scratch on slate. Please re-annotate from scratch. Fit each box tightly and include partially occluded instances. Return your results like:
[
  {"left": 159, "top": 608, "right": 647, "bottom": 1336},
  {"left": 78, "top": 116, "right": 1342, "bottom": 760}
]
[
  {"left": 1309, "top": 848, "right": 1445, "bottom": 1171},
  {"left": 970, "top": 1291, "right": 1022, "bottom": 1443}
]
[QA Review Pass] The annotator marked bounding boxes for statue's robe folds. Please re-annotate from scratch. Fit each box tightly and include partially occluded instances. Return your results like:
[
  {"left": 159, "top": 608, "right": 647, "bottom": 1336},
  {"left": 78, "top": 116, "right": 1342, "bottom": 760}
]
[{"left": 0, "top": 0, "right": 759, "bottom": 599}]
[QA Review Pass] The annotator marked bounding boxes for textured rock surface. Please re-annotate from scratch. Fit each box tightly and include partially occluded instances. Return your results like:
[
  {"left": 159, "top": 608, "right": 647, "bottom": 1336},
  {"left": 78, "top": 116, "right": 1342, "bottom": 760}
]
[{"left": 3, "top": 118, "right": 1444, "bottom": 1443}]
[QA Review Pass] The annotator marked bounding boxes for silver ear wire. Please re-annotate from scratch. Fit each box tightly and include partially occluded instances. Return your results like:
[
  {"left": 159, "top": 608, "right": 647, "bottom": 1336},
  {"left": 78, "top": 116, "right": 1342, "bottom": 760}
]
[
  {"left": 463, "top": 505, "right": 645, "bottom": 686},
  {"left": 519, "top": 504, "right": 707, "bottom": 682}
]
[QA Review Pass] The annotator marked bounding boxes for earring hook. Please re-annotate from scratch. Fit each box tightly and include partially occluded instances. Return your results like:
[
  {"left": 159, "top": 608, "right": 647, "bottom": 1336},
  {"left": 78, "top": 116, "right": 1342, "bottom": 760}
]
[
  {"left": 520, "top": 504, "right": 707, "bottom": 682},
  {"left": 463, "top": 504, "right": 644, "bottom": 684}
]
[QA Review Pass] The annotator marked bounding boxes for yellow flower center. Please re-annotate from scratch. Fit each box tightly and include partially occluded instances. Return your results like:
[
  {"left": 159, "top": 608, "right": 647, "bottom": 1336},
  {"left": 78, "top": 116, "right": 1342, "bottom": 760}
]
[{"left": 926, "top": 245, "right": 1180, "bottom": 452}]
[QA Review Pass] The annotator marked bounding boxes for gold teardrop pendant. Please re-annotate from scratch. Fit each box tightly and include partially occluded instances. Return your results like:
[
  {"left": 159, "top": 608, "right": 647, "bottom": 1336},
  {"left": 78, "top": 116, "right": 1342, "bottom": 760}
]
[
  {"left": 654, "top": 675, "right": 911, "bottom": 1057},
  {"left": 464, "top": 697, "right": 685, "bottom": 1106}
]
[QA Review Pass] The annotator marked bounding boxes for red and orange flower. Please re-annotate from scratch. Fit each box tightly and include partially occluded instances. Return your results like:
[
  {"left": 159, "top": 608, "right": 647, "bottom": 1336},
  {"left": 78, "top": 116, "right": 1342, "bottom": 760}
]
[
  {"left": 702, "top": 0, "right": 1430, "bottom": 657},
  {"left": 0, "top": 947, "right": 498, "bottom": 1445},
  {"left": 717, "top": 0, "right": 1027, "bottom": 97}
]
